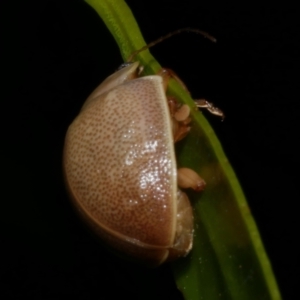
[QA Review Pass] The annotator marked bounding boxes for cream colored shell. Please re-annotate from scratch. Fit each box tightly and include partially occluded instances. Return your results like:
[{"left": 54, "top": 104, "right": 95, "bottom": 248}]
[{"left": 64, "top": 62, "right": 192, "bottom": 266}]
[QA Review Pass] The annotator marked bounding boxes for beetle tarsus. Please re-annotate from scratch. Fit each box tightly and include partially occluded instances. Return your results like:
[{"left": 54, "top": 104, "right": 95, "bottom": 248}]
[
  {"left": 195, "top": 99, "right": 225, "bottom": 120},
  {"left": 177, "top": 168, "right": 206, "bottom": 191}
]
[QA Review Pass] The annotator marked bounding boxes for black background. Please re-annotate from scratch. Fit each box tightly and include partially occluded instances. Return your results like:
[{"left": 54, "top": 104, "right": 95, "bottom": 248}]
[{"left": 1, "top": 0, "right": 298, "bottom": 299}]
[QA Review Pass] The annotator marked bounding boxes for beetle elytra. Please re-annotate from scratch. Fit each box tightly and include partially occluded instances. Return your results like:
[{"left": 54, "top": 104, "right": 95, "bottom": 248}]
[{"left": 63, "top": 29, "right": 223, "bottom": 266}]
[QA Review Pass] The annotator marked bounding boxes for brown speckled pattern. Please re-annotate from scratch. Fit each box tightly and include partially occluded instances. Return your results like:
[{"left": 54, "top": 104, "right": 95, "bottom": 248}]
[{"left": 64, "top": 75, "right": 177, "bottom": 247}]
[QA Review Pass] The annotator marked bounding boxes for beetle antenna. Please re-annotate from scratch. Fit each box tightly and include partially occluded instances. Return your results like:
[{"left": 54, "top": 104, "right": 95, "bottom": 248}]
[{"left": 127, "top": 28, "right": 216, "bottom": 63}]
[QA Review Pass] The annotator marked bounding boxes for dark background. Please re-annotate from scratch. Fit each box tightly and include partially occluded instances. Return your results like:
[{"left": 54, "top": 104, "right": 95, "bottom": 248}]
[{"left": 1, "top": 0, "right": 298, "bottom": 299}]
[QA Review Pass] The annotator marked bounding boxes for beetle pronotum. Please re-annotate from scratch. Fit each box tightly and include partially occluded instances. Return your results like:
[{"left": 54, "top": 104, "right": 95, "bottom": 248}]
[{"left": 63, "top": 28, "right": 223, "bottom": 267}]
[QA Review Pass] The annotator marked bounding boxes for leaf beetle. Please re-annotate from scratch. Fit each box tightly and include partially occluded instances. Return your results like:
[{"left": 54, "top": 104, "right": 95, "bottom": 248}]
[{"left": 63, "top": 28, "right": 223, "bottom": 267}]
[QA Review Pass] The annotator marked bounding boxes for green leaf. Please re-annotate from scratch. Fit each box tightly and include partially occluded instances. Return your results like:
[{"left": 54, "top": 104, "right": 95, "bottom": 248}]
[{"left": 84, "top": 1, "right": 281, "bottom": 299}]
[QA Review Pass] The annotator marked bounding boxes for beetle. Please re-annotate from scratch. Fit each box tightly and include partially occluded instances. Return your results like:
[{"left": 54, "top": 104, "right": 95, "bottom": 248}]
[{"left": 63, "top": 28, "right": 223, "bottom": 267}]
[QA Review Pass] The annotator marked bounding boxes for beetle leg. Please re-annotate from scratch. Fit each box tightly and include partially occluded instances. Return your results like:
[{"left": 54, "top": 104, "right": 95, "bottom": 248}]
[
  {"left": 158, "top": 68, "right": 224, "bottom": 120},
  {"left": 158, "top": 68, "right": 190, "bottom": 93},
  {"left": 174, "top": 125, "right": 191, "bottom": 142},
  {"left": 167, "top": 97, "right": 178, "bottom": 115},
  {"left": 195, "top": 99, "right": 225, "bottom": 120},
  {"left": 174, "top": 103, "right": 190, "bottom": 122},
  {"left": 168, "top": 97, "right": 192, "bottom": 142},
  {"left": 168, "top": 189, "right": 194, "bottom": 261},
  {"left": 177, "top": 168, "right": 206, "bottom": 191},
  {"left": 173, "top": 103, "right": 191, "bottom": 142}
]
